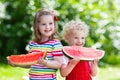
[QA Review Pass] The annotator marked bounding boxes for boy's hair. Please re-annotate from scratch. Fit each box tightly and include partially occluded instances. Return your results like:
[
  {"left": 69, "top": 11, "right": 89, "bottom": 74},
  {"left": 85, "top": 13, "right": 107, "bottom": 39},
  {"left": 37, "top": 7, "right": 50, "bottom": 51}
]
[
  {"left": 62, "top": 20, "right": 89, "bottom": 42},
  {"left": 32, "top": 8, "right": 58, "bottom": 42}
]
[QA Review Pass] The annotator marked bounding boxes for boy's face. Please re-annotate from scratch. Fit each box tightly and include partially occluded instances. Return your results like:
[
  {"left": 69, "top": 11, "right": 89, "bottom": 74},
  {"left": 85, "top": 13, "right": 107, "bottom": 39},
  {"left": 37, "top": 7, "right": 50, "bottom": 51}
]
[{"left": 67, "top": 31, "right": 85, "bottom": 46}]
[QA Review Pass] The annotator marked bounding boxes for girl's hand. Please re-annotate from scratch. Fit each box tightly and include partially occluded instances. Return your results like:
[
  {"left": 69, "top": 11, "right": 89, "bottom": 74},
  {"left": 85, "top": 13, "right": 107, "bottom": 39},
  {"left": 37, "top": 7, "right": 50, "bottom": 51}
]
[
  {"left": 8, "top": 60, "right": 16, "bottom": 67},
  {"left": 37, "top": 58, "right": 48, "bottom": 66}
]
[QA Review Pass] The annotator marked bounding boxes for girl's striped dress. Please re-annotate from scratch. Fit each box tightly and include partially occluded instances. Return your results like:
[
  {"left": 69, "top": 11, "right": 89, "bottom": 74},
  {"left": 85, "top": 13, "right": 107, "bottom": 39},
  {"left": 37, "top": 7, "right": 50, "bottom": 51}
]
[{"left": 28, "top": 39, "right": 63, "bottom": 80}]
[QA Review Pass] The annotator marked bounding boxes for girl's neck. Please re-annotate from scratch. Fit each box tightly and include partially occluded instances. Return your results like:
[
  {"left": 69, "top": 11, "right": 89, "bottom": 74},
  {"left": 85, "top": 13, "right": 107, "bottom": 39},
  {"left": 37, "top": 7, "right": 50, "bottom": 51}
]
[{"left": 40, "top": 37, "right": 49, "bottom": 42}]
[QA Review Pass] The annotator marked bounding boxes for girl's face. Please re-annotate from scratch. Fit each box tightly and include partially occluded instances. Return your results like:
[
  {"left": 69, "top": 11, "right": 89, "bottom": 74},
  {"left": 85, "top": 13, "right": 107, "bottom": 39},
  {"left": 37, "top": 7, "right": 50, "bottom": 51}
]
[
  {"left": 67, "top": 31, "right": 85, "bottom": 46},
  {"left": 38, "top": 15, "right": 55, "bottom": 40}
]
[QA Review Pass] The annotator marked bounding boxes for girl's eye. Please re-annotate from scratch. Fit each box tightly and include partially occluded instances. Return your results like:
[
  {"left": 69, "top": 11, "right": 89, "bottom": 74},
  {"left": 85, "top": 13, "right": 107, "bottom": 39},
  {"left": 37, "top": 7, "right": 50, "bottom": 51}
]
[
  {"left": 81, "top": 37, "right": 85, "bottom": 39},
  {"left": 49, "top": 22, "right": 53, "bottom": 25}
]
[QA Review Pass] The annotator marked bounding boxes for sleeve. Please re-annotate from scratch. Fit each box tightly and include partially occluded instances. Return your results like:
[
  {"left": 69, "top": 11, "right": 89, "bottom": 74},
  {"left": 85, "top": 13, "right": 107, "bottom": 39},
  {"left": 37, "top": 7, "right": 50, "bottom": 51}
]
[
  {"left": 52, "top": 39, "right": 63, "bottom": 56},
  {"left": 25, "top": 44, "right": 30, "bottom": 51},
  {"left": 27, "top": 41, "right": 36, "bottom": 53}
]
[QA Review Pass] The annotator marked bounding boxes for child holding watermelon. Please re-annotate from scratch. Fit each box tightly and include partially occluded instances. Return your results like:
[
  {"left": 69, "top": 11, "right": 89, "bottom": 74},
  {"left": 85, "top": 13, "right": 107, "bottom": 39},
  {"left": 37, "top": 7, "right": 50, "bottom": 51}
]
[
  {"left": 8, "top": 8, "right": 64, "bottom": 80},
  {"left": 60, "top": 20, "right": 99, "bottom": 80}
]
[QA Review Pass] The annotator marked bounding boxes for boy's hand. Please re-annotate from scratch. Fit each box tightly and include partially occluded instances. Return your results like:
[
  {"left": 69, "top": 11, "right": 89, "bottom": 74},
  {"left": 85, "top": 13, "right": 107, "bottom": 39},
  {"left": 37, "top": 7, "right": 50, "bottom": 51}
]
[
  {"left": 92, "top": 59, "right": 99, "bottom": 64},
  {"left": 69, "top": 57, "right": 80, "bottom": 65}
]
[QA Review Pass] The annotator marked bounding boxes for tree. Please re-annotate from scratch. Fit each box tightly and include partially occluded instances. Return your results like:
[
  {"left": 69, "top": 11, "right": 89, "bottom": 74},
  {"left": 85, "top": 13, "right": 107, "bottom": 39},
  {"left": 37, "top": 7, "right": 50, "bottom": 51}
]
[{"left": 0, "top": 0, "right": 120, "bottom": 65}]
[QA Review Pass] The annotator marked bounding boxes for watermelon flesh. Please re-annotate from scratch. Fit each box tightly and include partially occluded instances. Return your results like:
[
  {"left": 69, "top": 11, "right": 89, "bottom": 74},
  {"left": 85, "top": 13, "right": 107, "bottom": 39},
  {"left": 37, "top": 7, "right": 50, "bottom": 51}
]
[
  {"left": 63, "top": 46, "right": 105, "bottom": 60},
  {"left": 7, "top": 52, "right": 46, "bottom": 66}
]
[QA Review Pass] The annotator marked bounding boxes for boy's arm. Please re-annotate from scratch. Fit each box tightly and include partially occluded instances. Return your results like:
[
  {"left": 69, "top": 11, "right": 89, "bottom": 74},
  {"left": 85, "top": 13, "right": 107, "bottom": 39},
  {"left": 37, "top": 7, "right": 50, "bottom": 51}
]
[
  {"left": 90, "top": 60, "right": 99, "bottom": 77},
  {"left": 60, "top": 58, "right": 79, "bottom": 77}
]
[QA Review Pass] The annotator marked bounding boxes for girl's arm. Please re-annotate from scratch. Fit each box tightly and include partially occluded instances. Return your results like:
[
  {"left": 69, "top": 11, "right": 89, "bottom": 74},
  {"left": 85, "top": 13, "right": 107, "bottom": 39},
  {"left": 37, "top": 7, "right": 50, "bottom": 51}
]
[
  {"left": 8, "top": 60, "right": 31, "bottom": 68},
  {"left": 90, "top": 59, "right": 99, "bottom": 77},
  {"left": 60, "top": 58, "right": 80, "bottom": 77},
  {"left": 37, "top": 56, "right": 63, "bottom": 69},
  {"left": 40, "top": 39, "right": 63, "bottom": 69}
]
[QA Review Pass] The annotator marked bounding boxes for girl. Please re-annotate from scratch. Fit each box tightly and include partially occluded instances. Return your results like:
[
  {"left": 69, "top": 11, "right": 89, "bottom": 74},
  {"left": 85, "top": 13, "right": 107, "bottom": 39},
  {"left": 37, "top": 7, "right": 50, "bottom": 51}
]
[
  {"left": 60, "top": 20, "right": 99, "bottom": 80},
  {"left": 9, "top": 8, "right": 63, "bottom": 80},
  {"left": 28, "top": 8, "right": 63, "bottom": 80}
]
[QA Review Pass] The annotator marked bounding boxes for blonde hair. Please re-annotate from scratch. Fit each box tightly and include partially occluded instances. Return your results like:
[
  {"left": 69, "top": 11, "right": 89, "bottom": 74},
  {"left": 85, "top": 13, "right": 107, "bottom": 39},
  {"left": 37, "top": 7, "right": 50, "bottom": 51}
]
[
  {"left": 32, "top": 8, "right": 58, "bottom": 42},
  {"left": 62, "top": 20, "right": 89, "bottom": 42}
]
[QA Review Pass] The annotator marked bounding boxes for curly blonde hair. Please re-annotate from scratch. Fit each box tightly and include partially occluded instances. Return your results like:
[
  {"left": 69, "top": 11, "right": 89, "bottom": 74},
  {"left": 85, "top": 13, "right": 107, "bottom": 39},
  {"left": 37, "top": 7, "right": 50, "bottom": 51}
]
[
  {"left": 62, "top": 20, "right": 89, "bottom": 42},
  {"left": 32, "top": 8, "right": 58, "bottom": 42}
]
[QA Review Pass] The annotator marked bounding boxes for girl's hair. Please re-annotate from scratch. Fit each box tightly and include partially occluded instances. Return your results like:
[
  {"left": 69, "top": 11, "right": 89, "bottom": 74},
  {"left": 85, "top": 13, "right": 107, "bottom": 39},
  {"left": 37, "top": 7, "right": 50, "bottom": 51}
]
[
  {"left": 62, "top": 20, "right": 89, "bottom": 42},
  {"left": 32, "top": 8, "right": 59, "bottom": 42}
]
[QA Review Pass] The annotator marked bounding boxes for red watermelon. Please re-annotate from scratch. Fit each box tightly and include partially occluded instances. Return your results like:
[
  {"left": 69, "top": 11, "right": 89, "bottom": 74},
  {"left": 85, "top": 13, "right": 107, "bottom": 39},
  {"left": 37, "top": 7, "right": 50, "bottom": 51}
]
[
  {"left": 63, "top": 46, "right": 105, "bottom": 60},
  {"left": 7, "top": 52, "right": 46, "bottom": 66}
]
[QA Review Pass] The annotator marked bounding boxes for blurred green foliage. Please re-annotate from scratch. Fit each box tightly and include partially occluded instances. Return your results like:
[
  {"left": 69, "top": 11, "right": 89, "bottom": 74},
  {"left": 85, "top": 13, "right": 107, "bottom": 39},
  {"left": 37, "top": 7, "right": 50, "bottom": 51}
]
[{"left": 0, "top": 0, "right": 120, "bottom": 65}]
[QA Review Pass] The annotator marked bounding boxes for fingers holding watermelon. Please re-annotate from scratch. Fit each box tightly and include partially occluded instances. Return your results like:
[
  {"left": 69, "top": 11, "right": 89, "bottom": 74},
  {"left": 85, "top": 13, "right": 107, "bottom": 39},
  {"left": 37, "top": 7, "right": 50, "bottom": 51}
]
[
  {"left": 91, "top": 59, "right": 99, "bottom": 64},
  {"left": 69, "top": 57, "right": 80, "bottom": 65},
  {"left": 37, "top": 58, "right": 48, "bottom": 66},
  {"left": 94, "top": 59, "right": 99, "bottom": 62},
  {"left": 7, "top": 56, "right": 16, "bottom": 67}
]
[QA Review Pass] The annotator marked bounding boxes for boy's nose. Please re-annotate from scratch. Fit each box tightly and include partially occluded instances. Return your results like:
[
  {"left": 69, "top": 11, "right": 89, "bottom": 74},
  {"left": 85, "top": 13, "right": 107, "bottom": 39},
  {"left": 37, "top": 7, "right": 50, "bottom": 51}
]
[
  {"left": 78, "top": 39, "right": 82, "bottom": 42},
  {"left": 78, "top": 39, "right": 83, "bottom": 44}
]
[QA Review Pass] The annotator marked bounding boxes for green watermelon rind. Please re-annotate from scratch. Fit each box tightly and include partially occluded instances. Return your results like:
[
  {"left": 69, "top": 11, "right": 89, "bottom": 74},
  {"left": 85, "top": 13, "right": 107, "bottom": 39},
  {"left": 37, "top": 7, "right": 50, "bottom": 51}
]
[
  {"left": 62, "top": 47, "right": 105, "bottom": 60},
  {"left": 62, "top": 50, "right": 73, "bottom": 59}
]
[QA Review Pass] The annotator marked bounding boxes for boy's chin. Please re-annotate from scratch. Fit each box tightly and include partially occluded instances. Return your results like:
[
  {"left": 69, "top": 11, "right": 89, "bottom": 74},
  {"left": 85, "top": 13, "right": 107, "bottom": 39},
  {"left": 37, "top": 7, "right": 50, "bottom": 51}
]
[{"left": 75, "top": 44, "right": 83, "bottom": 46}]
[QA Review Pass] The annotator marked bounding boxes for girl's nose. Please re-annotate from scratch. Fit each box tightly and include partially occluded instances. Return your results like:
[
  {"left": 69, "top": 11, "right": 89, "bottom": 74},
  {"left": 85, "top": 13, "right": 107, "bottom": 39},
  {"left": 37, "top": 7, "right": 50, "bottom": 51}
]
[{"left": 46, "top": 24, "right": 50, "bottom": 28}]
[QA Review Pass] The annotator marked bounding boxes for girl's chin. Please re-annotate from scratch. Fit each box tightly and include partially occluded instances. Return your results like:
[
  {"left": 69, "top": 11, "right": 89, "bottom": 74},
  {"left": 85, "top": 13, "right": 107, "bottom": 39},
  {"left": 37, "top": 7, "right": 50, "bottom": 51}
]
[{"left": 44, "top": 33, "right": 53, "bottom": 37}]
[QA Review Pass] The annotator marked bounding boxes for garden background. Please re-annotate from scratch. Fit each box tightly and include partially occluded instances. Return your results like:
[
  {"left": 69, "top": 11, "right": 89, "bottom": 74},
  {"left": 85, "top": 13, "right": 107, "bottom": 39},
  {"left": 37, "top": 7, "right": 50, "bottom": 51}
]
[{"left": 0, "top": 0, "right": 120, "bottom": 80}]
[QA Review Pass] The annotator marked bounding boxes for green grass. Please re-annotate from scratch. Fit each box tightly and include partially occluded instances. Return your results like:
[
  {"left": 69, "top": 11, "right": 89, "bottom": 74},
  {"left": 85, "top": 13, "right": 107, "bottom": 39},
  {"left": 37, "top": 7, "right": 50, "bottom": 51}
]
[
  {"left": 0, "top": 64, "right": 120, "bottom": 80},
  {"left": 0, "top": 64, "right": 29, "bottom": 80},
  {"left": 94, "top": 66, "right": 120, "bottom": 80}
]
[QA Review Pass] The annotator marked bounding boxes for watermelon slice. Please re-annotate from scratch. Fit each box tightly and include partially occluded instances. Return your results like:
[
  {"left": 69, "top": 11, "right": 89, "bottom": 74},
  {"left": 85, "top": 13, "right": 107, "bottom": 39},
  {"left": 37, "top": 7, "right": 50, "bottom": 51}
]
[
  {"left": 7, "top": 52, "right": 46, "bottom": 66},
  {"left": 63, "top": 46, "right": 105, "bottom": 60}
]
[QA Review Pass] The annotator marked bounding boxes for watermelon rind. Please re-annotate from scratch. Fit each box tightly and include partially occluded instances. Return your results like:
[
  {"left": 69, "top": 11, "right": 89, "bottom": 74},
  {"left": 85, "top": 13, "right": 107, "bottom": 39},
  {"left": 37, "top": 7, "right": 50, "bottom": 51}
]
[
  {"left": 43, "top": 52, "right": 47, "bottom": 59},
  {"left": 62, "top": 50, "right": 73, "bottom": 59}
]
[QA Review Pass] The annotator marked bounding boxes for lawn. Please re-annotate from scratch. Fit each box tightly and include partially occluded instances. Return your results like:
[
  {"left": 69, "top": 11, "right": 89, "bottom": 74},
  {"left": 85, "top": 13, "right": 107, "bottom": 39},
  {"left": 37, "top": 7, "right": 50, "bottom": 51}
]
[
  {"left": 93, "top": 66, "right": 120, "bottom": 80},
  {"left": 0, "top": 64, "right": 120, "bottom": 80}
]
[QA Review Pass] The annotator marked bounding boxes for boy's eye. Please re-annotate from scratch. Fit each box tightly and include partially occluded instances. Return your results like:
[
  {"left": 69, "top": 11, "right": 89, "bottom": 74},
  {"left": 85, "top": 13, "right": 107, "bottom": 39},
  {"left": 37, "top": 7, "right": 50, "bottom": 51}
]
[
  {"left": 42, "top": 23, "right": 46, "bottom": 25},
  {"left": 74, "top": 37, "right": 78, "bottom": 39}
]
